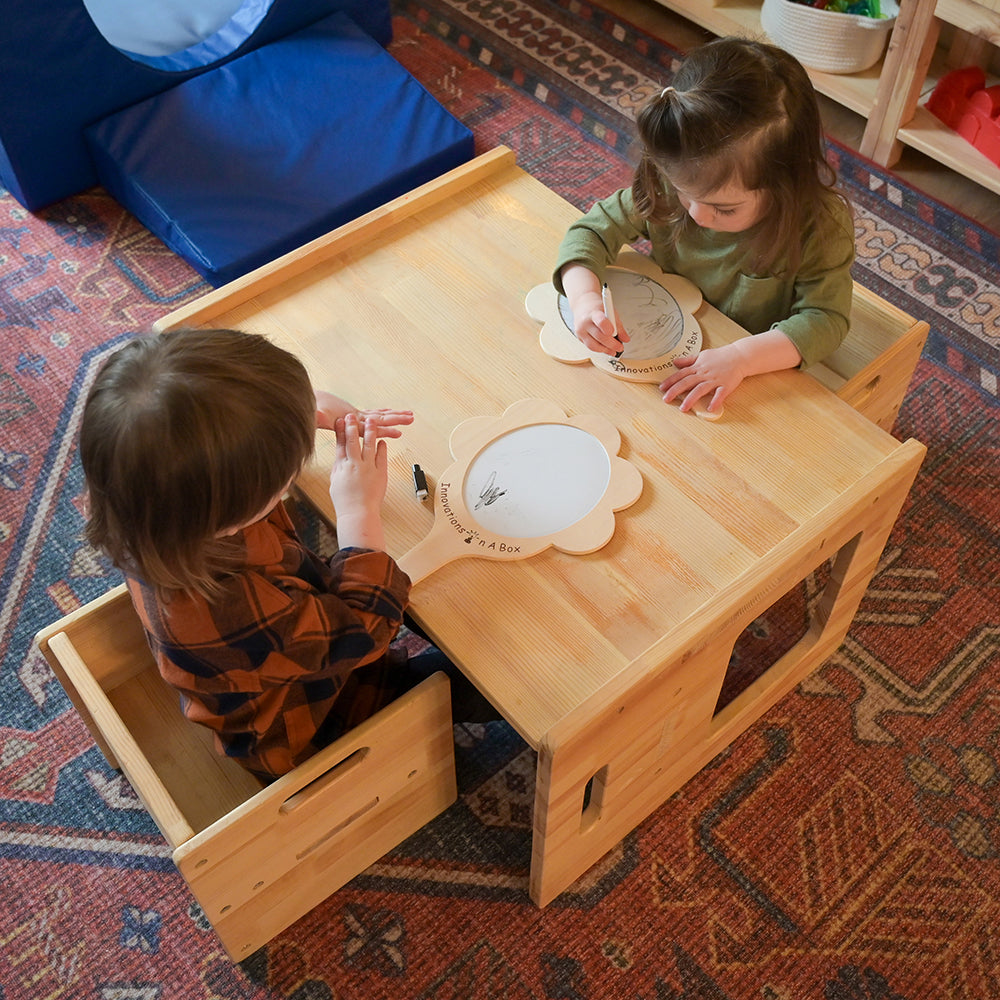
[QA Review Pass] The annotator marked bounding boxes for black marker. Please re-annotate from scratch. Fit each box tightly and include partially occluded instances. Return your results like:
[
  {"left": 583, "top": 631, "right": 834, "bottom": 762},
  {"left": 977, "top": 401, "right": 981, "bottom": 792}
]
[{"left": 411, "top": 463, "right": 429, "bottom": 501}]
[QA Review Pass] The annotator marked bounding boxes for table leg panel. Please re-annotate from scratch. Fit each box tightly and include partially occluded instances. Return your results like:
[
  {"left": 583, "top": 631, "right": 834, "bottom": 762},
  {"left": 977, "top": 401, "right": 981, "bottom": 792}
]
[{"left": 529, "top": 439, "right": 926, "bottom": 906}]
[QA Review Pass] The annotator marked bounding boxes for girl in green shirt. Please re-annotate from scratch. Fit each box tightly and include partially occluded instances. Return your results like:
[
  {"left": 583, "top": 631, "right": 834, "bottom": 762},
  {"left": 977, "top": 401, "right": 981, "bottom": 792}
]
[{"left": 556, "top": 36, "right": 854, "bottom": 416}]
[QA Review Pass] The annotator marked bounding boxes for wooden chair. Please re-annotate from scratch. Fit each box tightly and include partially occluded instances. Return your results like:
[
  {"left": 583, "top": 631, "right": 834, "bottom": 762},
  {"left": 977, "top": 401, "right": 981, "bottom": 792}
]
[
  {"left": 35, "top": 584, "right": 457, "bottom": 961},
  {"left": 808, "top": 282, "right": 929, "bottom": 434}
]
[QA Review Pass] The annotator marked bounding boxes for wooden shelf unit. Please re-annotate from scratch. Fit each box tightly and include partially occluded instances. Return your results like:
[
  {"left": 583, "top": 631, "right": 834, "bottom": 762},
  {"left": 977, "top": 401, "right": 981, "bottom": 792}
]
[
  {"left": 642, "top": 0, "right": 1000, "bottom": 197},
  {"left": 865, "top": 0, "right": 1000, "bottom": 195}
]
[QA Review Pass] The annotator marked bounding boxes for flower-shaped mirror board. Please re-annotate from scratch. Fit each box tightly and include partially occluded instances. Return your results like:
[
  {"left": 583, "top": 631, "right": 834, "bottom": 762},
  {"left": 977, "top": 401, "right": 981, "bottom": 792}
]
[
  {"left": 397, "top": 398, "right": 643, "bottom": 585},
  {"left": 526, "top": 253, "right": 703, "bottom": 380},
  {"left": 526, "top": 253, "right": 721, "bottom": 420}
]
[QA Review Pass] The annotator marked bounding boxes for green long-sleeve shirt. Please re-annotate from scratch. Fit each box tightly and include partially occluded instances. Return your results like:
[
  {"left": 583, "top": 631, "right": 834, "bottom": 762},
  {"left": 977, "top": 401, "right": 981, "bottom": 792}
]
[{"left": 553, "top": 187, "right": 855, "bottom": 368}]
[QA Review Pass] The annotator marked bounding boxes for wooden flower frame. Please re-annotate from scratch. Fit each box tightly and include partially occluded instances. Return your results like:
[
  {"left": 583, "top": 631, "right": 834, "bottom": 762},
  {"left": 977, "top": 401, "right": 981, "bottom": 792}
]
[
  {"left": 526, "top": 251, "right": 703, "bottom": 384},
  {"left": 397, "top": 398, "right": 643, "bottom": 584}
]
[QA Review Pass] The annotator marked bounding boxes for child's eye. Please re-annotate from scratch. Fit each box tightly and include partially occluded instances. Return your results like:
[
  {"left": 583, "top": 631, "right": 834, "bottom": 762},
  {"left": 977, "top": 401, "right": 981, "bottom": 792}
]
[{"left": 715, "top": 207, "right": 738, "bottom": 216}]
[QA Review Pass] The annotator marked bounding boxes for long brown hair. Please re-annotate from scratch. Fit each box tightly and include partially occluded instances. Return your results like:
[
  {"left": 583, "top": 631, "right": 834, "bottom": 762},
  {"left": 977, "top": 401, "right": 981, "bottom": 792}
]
[
  {"left": 632, "top": 36, "right": 850, "bottom": 273},
  {"left": 81, "top": 328, "right": 316, "bottom": 599}
]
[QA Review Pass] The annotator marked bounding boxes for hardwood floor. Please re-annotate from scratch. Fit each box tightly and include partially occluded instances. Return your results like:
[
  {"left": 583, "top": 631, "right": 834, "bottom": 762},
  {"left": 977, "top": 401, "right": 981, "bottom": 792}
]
[{"left": 608, "top": 0, "right": 1000, "bottom": 231}]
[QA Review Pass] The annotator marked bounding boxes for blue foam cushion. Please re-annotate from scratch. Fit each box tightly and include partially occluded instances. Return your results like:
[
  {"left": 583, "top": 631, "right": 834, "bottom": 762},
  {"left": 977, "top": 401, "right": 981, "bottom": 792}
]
[
  {"left": 0, "top": 0, "right": 392, "bottom": 210},
  {"left": 85, "top": 12, "right": 473, "bottom": 285}
]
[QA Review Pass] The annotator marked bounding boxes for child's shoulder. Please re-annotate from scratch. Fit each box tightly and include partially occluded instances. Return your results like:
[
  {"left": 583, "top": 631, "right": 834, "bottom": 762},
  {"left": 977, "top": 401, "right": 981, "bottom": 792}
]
[
  {"left": 808, "top": 190, "right": 854, "bottom": 241},
  {"left": 800, "top": 192, "right": 855, "bottom": 269},
  {"left": 818, "top": 187, "right": 853, "bottom": 222}
]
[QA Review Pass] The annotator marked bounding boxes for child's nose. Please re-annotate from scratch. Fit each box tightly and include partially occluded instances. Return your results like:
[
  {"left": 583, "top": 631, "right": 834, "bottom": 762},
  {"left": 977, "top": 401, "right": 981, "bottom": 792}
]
[{"left": 686, "top": 201, "right": 714, "bottom": 226}]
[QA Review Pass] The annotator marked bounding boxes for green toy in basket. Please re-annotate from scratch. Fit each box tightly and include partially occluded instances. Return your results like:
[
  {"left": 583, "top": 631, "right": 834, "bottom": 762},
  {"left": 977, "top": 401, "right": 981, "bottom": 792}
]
[
  {"left": 792, "top": 0, "right": 884, "bottom": 17},
  {"left": 761, "top": 0, "right": 898, "bottom": 75}
]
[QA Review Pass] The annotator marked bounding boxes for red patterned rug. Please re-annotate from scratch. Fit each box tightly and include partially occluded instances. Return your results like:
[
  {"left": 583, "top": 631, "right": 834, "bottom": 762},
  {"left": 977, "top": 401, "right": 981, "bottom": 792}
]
[{"left": 2, "top": 1, "right": 999, "bottom": 998}]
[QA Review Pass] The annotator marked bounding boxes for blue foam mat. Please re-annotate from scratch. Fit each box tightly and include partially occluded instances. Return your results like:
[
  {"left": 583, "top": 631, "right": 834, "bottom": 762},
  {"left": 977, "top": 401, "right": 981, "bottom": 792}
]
[
  {"left": 85, "top": 11, "right": 473, "bottom": 286},
  {"left": 0, "top": 0, "right": 392, "bottom": 210}
]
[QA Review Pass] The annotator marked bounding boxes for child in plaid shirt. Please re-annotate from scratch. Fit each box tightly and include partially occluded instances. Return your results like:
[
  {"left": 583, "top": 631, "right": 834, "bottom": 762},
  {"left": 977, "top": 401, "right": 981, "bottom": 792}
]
[{"left": 80, "top": 327, "right": 489, "bottom": 781}]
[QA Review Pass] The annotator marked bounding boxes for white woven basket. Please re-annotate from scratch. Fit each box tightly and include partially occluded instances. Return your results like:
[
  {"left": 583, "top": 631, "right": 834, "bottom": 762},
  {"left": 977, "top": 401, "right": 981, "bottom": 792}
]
[{"left": 761, "top": 0, "right": 898, "bottom": 74}]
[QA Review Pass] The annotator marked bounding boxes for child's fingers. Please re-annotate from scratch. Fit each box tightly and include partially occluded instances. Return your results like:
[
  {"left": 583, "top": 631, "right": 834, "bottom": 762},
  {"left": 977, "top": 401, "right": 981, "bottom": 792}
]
[
  {"left": 578, "top": 321, "right": 617, "bottom": 355},
  {"left": 366, "top": 408, "right": 415, "bottom": 425},
  {"left": 591, "top": 312, "right": 628, "bottom": 354},
  {"left": 605, "top": 310, "right": 630, "bottom": 344},
  {"left": 340, "top": 414, "right": 361, "bottom": 459},
  {"left": 658, "top": 355, "right": 699, "bottom": 394},
  {"left": 676, "top": 381, "right": 715, "bottom": 412},
  {"left": 356, "top": 409, "right": 414, "bottom": 438},
  {"left": 334, "top": 417, "right": 347, "bottom": 458},
  {"left": 705, "top": 386, "right": 727, "bottom": 414},
  {"left": 669, "top": 378, "right": 714, "bottom": 407},
  {"left": 362, "top": 416, "right": 378, "bottom": 456}
]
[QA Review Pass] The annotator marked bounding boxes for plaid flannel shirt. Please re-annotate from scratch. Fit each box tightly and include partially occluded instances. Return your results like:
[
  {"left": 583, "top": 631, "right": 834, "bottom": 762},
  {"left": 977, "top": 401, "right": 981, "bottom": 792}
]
[{"left": 126, "top": 501, "right": 411, "bottom": 780}]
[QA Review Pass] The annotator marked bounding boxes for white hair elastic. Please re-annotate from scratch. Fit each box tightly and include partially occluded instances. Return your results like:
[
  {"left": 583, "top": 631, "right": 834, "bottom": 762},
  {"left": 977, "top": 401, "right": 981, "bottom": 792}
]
[{"left": 660, "top": 85, "right": 675, "bottom": 98}]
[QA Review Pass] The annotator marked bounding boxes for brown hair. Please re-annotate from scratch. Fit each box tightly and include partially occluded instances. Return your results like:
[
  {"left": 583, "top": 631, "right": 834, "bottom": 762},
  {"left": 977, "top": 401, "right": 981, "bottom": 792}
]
[
  {"left": 81, "top": 328, "right": 316, "bottom": 599},
  {"left": 632, "top": 36, "right": 850, "bottom": 273}
]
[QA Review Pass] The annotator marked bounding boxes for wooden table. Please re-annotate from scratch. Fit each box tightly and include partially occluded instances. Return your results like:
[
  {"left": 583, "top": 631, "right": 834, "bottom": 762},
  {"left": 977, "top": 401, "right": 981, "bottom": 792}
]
[{"left": 157, "top": 147, "right": 926, "bottom": 906}]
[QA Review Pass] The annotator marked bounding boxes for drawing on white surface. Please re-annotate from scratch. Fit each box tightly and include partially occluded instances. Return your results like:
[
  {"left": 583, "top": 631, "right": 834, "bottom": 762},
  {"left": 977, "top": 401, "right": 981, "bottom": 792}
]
[{"left": 463, "top": 423, "right": 612, "bottom": 538}]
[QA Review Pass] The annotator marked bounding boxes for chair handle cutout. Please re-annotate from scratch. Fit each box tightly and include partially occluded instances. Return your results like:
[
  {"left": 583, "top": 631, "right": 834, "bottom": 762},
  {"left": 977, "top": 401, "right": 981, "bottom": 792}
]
[
  {"left": 294, "top": 797, "right": 381, "bottom": 860},
  {"left": 279, "top": 745, "right": 370, "bottom": 815}
]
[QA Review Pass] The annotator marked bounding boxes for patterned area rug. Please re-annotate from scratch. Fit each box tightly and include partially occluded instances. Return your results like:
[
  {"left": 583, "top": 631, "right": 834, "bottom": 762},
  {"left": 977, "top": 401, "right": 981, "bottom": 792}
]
[{"left": 2, "top": 1, "right": 999, "bottom": 998}]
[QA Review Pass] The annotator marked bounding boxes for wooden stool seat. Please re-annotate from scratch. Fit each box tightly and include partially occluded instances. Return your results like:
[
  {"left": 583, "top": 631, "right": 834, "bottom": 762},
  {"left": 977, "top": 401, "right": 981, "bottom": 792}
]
[
  {"left": 35, "top": 584, "right": 457, "bottom": 960},
  {"left": 808, "top": 281, "right": 928, "bottom": 433}
]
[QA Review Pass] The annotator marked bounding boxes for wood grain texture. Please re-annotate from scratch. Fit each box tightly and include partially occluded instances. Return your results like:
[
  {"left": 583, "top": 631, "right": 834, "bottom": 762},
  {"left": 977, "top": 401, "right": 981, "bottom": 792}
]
[
  {"left": 158, "top": 148, "right": 926, "bottom": 905},
  {"left": 35, "top": 592, "right": 457, "bottom": 960}
]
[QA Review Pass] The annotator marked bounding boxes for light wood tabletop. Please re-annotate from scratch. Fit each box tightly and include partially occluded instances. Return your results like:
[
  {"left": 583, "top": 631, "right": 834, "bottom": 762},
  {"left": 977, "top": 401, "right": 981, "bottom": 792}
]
[{"left": 157, "top": 147, "right": 925, "bottom": 904}]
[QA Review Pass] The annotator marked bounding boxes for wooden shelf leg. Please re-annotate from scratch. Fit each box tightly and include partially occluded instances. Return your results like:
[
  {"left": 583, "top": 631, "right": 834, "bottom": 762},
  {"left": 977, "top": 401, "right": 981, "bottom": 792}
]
[{"left": 861, "top": 0, "right": 941, "bottom": 166}]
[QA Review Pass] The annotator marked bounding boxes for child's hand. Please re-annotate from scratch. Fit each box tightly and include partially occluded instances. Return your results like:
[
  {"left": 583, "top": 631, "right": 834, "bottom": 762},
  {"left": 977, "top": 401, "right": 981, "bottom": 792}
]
[
  {"left": 560, "top": 264, "right": 629, "bottom": 355},
  {"left": 353, "top": 409, "right": 414, "bottom": 438},
  {"left": 315, "top": 389, "right": 413, "bottom": 438},
  {"left": 329, "top": 414, "right": 388, "bottom": 551},
  {"left": 659, "top": 331, "right": 803, "bottom": 414},
  {"left": 571, "top": 291, "right": 630, "bottom": 355},
  {"left": 658, "top": 346, "right": 744, "bottom": 415}
]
